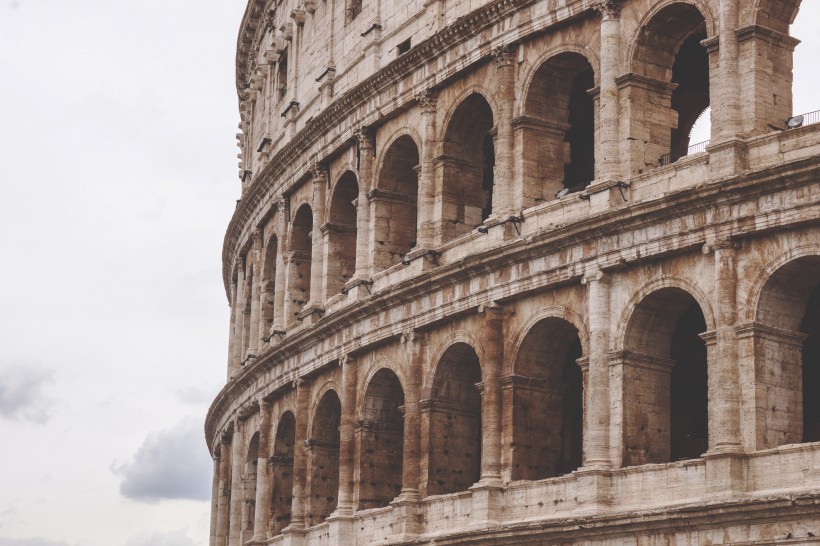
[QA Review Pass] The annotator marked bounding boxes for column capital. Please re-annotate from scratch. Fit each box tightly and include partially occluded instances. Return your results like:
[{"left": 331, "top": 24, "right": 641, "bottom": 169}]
[
  {"left": 582, "top": 269, "right": 610, "bottom": 285},
  {"left": 309, "top": 162, "right": 327, "bottom": 183},
  {"left": 702, "top": 239, "right": 740, "bottom": 254},
  {"left": 353, "top": 126, "right": 374, "bottom": 149},
  {"left": 492, "top": 44, "right": 514, "bottom": 67},
  {"left": 414, "top": 89, "right": 438, "bottom": 113},
  {"left": 275, "top": 196, "right": 289, "bottom": 215},
  {"left": 251, "top": 228, "right": 263, "bottom": 248},
  {"left": 478, "top": 301, "right": 512, "bottom": 320},
  {"left": 593, "top": 0, "right": 621, "bottom": 19}
]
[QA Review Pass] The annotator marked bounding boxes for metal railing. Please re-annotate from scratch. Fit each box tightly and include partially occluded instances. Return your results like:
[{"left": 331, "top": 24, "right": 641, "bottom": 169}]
[
  {"left": 789, "top": 109, "right": 820, "bottom": 128},
  {"left": 658, "top": 139, "right": 710, "bottom": 167}
]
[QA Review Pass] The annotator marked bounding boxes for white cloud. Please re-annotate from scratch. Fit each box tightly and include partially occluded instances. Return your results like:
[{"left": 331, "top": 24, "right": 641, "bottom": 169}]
[
  {"left": 124, "top": 528, "right": 202, "bottom": 546},
  {"left": 0, "top": 538, "right": 70, "bottom": 546},
  {"left": 114, "top": 418, "right": 212, "bottom": 503},
  {"left": 0, "top": 364, "right": 55, "bottom": 424}
]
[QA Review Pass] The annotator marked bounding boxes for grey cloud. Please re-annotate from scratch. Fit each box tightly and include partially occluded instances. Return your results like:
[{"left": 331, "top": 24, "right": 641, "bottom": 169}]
[
  {"left": 114, "top": 417, "right": 212, "bottom": 502},
  {"left": 174, "top": 385, "right": 219, "bottom": 407},
  {"left": 0, "top": 364, "right": 55, "bottom": 424},
  {"left": 124, "top": 529, "right": 201, "bottom": 546},
  {"left": 0, "top": 538, "right": 71, "bottom": 546}
]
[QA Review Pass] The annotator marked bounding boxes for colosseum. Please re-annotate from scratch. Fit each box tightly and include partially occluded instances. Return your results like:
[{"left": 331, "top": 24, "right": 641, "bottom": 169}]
[{"left": 206, "top": 0, "right": 819, "bottom": 544}]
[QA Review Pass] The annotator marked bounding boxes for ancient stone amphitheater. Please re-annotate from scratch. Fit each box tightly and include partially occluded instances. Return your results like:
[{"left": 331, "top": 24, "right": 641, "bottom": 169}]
[{"left": 206, "top": 0, "right": 819, "bottom": 544}]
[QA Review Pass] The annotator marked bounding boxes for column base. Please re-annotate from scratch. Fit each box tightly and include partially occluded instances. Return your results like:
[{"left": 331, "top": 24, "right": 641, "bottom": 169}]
[
  {"left": 405, "top": 247, "right": 440, "bottom": 271},
  {"left": 390, "top": 494, "right": 423, "bottom": 537},
  {"left": 326, "top": 510, "right": 355, "bottom": 546},
  {"left": 584, "top": 178, "right": 630, "bottom": 212},
  {"left": 469, "top": 480, "right": 504, "bottom": 527},
  {"left": 297, "top": 303, "right": 325, "bottom": 325},
  {"left": 571, "top": 466, "right": 613, "bottom": 514},
  {"left": 280, "top": 524, "right": 306, "bottom": 546},
  {"left": 707, "top": 138, "right": 748, "bottom": 179},
  {"left": 704, "top": 450, "right": 748, "bottom": 497}
]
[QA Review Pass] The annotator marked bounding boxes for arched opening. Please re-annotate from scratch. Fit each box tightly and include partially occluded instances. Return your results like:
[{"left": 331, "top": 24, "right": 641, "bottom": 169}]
[
  {"left": 628, "top": 3, "right": 709, "bottom": 170},
  {"left": 307, "top": 390, "right": 341, "bottom": 525},
  {"left": 522, "top": 52, "right": 595, "bottom": 202},
  {"left": 510, "top": 318, "right": 583, "bottom": 481},
  {"left": 260, "top": 234, "right": 278, "bottom": 336},
  {"left": 327, "top": 172, "right": 359, "bottom": 295},
  {"left": 269, "top": 412, "right": 295, "bottom": 536},
  {"left": 439, "top": 93, "right": 494, "bottom": 242},
  {"left": 242, "top": 432, "right": 260, "bottom": 540},
  {"left": 755, "top": 255, "right": 820, "bottom": 447},
  {"left": 669, "top": 31, "right": 710, "bottom": 162},
  {"left": 356, "top": 369, "right": 405, "bottom": 510},
  {"left": 622, "top": 288, "right": 708, "bottom": 465},
  {"left": 426, "top": 343, "right": 482, "bottom": 495},
  {"left": 287, "top": 205, "right": 313, "bottom": 323},
  {"left": 373, "top": 135, "right": 420, "bottom": 271}
]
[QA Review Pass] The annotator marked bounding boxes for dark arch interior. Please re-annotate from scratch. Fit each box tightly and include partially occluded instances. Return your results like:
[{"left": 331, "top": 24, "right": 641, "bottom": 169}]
[
  {"left": 801, "top": 285, "right": 820, "bottom": 442},
  {"left": 623, "top": 288, "right": 707, "bottom": 465},
  {"left": 327, "top": 172, "right": 359, "bottom": 295},
  {"left": 523, "top": 52, "right": 595, "bottom": 202},
  {"left": 670, "top": 31, "right": 710, "bottom": 162},
  {"left": 374, "top": 135, "right": 420, "bottom": 270},
  {"left": 307, "top": 391, "right": 341, "bottom": 525},
  {"left": 511, "top": 318, "right": 583, "bottom": 480},
  {"left": 288, "top": 205, "right": 313, "bottom": 320},
  {"left": 270, "top": 412, "right": 295, "bottom": 535},
  {"left": 260, "top": 234, "right": 278, "bottom": 335},
  {"left": 441, "top": 94, "right": 495, "bottom": 241},
  {"left": 428, "top": 343, "right": 482, "bottom": 495},
  {"left": 357, "top": 369, "right": 405, "bottom": 510},
  {"left": 244, "top": 432, "right": 260, "bottom": 533}
]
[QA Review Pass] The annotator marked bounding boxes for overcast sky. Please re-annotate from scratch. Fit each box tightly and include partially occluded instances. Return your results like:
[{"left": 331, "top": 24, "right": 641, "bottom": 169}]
[{"left": 0, "top": 2, "right": 817, "bottom": 545}]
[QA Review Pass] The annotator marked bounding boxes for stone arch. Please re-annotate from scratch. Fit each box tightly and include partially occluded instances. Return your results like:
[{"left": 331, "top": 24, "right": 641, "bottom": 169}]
[
  {"left": 438, "top": 91, "right": 496, "bottom": 242},
  {"left": 287, "top": 203, "right": 313, "bottom": 322},
  {"left": 508, "top": 316, "right": 584, "bottom": 480},
  {"left": 306, "top": 388, "right": 341, "bottom": 526},
  {"left": 425, "top": 341, "right": 483, "bottom": 496},
  {"left": 240, "top": 257, "right": 254, "bottom": 358},
  {"left": 615, "top": 276, "right": 716, "bottom": 350},
  {"left": 356, "top": 367, "right": 405, "bottom": 510},
  {"left": 506, "top": 307, "right": 589, "bottom": 376},
  {"left": 520, "top": 50, "right": 597, "bottom": 201},
  {"left": 619, "top": 285, "right": 709, "bottom": 466},
  {"left": 269, "top": 411, "right": 295, "bottom": 535},
  {"left": 750, "top": 251, "right": 820, "bottom": 447},
  {"left": 424, "top": 330, "right": 486, "bottom": 397},
  {"left": 625, "top": 1, "right": 713, "bottom": 169},
  {"left": 742, "top": 0, "right": 801, "bottom": 33},
  {"left": 358, "top": 356, "right": 407, "bottom": 406},
  {"left": 372, "top": 132, "right": 421, "bottom": 271},
  {"left": 327, "top": 170, "right": 359, "bottom": 295},
  {"left": 242, "top": 431, "right": 260, "bottom": 539}
]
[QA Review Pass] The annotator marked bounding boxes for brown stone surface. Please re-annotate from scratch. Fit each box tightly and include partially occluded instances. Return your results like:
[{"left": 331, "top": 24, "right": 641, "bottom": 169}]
[{"left": 209, "top": 1, "right": 820, "bottom": 544}]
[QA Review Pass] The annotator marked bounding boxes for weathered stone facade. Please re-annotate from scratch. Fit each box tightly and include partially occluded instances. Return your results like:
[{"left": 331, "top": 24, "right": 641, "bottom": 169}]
[{"left": 207, "top": 0, "right": 820, "bottom": 544}]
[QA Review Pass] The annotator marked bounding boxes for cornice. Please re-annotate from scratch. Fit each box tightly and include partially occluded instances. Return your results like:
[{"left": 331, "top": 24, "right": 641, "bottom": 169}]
[
  {"left": 206, "top": 158, "right": 820, "bottom": 450},
  {"left": 225, "top": 0, "right": 608, "bottom": 298}
]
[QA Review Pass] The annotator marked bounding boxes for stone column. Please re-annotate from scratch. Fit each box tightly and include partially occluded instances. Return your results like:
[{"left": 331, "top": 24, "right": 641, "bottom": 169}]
[
  {"left": 335, "top": 355, "right": 358, "bottom": 514},
  {"left": 582, "top": 270, "right": 613, "bottom": 467},
  {"left": 232, "top": 260, "right": 246, "bottom": 370},
  {"left": 209, "top": 452, "right": 221, "bottom": 546},
  {"left": 286, "top": 378, "right": 310, "bottom": 531},
  {"left": 491, "top": 45, "right": 515, "bottom": 218},
  {"left": 228, "top": 421, "right": 245, "bottom": 546},
  {"left": 272, "top": 198, "right": 289, "bottom": 337},
  {"left": 704, "top": 241, "right": 742, "bottom": 452},
  {"left": 227, "top": 283, "right": 238, "bottom": 381},
  {"left": 471, "top": 303, "right": 506, "bottom": 526},
  {"left": 595, "top": 0, "right": 622, "bottom": 182},
  {"left": 215, "top": 437, "right": 232, "bottom": 546},
  {"left": 251, "top": 399, "right": 273, "bottom": 543},
  {"left": 328, "top": 356, "right": 357, "bottom": 546},
  {"left": 478, "top": 303, "right": 505, "bottom": 484},
  {"left": 714, "top": 0, "right": 741, "bottom": 143},
  {"left": 415, "top": 90, "right": 437, "bottom": 251},
  {"left": 305, "top": 165, "right": 327, "bottom": 314},
  {"left": 247, "top": 230, "right": 262, "bottom": 356},
  {"left": 352, "top": 128, "right": 373, "bottom": 286}
]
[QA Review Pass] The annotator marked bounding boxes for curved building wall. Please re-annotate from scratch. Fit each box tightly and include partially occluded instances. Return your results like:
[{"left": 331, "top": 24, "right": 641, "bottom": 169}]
[{"left": 209, "top": 0, "right": 820, "bottom": 545}]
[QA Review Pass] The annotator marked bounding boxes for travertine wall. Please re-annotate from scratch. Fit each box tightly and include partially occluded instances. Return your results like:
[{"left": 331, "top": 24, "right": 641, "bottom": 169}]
[{"left": 209, "top": 0, "right": 819, "bottom": 545}]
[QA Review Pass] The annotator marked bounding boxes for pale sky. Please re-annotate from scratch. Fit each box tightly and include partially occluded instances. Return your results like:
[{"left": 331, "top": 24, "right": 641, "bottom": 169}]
[{"left": 0, "top": 3, "right": 817, "bottom": 546}]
